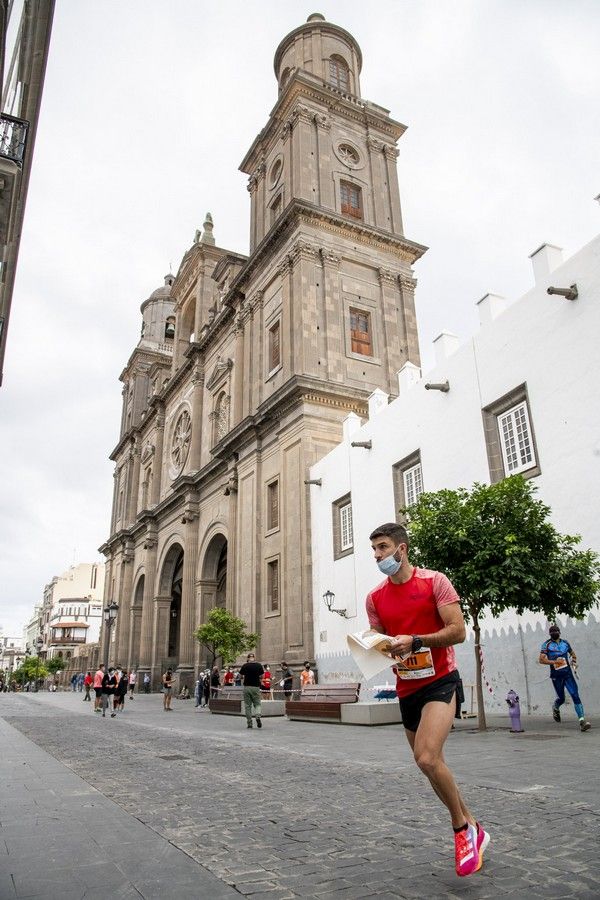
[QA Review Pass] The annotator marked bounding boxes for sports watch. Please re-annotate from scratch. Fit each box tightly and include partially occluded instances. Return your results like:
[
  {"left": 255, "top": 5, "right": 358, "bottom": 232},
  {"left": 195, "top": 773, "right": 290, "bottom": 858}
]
[{"left": 411, "top": 636, "right": 423, "bottom": 653}]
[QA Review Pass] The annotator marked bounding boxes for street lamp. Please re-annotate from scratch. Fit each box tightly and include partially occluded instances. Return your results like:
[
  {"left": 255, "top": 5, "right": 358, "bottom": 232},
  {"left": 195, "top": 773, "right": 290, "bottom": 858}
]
[
  {"left": 34, "top": 636, "right": 43, "bottom": 692},
  {"left": 103, "top": 602, "right": 119, "bottom": 670},
  {"left": 323, "top": 590, "right": 348, "bottom": 619}
]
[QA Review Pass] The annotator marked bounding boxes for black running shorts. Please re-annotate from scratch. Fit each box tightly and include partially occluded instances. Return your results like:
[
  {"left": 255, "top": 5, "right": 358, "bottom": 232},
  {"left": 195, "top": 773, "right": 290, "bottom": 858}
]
[{"left": 399, "top": 670, "right": 460, "bottom": 733}]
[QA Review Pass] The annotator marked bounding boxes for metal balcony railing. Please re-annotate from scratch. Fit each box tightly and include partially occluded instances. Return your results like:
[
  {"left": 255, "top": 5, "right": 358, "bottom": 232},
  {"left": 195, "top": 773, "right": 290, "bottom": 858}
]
[{"left": 0, "top": 113, "right": 29, "bottom": 167}]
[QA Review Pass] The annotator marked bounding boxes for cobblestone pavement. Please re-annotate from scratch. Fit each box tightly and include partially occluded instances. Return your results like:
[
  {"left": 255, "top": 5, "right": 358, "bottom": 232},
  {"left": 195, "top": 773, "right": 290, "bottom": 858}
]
[{"left": 1, "top": 692, "right": 599, "bottom": 899}]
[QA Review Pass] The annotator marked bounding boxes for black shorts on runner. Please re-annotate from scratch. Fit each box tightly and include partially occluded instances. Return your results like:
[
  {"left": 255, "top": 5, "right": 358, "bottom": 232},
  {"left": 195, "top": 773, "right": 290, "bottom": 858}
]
[
  {"left": 94, "top": 687, "right": 103, "bottom": 698},
  {"left": 399, "top": 670, "right": 460, "bottom": 733}
]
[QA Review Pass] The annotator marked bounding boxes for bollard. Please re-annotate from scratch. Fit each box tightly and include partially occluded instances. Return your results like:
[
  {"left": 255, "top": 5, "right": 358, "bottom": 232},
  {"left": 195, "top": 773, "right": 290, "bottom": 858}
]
[{"left": 506, "top": 689, "right": 524, "bottom": 733}]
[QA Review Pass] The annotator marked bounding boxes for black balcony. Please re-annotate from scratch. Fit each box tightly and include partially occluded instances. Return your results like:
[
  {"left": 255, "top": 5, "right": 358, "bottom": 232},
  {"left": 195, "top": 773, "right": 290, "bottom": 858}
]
[{"left": 0, "top": 114, "right": 29, "bottom": 167}]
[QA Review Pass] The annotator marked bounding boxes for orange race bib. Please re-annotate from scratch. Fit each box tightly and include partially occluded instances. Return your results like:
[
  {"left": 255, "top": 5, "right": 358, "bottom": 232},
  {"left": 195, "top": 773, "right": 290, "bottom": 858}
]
[
  {"left": 553, "top": 658, "right": 568, "bottom": 671},
  {"left": 395, "top": 649, "right": 435, "bottom": 680}
]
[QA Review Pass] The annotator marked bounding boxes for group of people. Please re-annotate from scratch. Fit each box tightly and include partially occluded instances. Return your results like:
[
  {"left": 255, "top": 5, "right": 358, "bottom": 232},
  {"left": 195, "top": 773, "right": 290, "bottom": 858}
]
[
  {"left": 193, "top": 660, "right": 308, "bottom": 708},
  {"left": 90, "top": 665, "right": 137, "bottom": 717}
]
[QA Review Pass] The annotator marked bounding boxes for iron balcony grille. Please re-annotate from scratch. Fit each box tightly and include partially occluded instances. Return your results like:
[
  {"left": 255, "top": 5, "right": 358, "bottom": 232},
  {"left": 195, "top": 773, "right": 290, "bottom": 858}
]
[{"left": 0, "top": 113, "right": 29, "bottom": 167}]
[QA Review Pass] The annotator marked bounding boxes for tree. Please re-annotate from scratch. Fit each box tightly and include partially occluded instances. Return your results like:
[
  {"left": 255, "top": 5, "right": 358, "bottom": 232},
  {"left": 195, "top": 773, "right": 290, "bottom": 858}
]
[
  {"left": 45, "top": 658, "right": 63, "bottom": 675},
  {"left": 12, "top": 656, "right": 49, "bottom": 684},
  {"left": 404, "top": 476, "right": 600, "bottom": 730},
  {"left": 193, "top": 608, "right": 258, "bottom": 667}
]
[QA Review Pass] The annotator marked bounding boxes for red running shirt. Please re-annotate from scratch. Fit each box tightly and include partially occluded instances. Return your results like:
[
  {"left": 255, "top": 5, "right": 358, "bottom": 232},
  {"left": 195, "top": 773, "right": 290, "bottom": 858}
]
[{"left": 366, "top": 567, "right": 460, "bottom": 698}]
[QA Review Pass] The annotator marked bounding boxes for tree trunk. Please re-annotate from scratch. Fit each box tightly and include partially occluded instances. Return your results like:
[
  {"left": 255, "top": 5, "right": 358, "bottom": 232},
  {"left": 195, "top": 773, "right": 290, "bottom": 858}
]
[{"left": 473, "top": 613, "right": 487, "bottom": 732}]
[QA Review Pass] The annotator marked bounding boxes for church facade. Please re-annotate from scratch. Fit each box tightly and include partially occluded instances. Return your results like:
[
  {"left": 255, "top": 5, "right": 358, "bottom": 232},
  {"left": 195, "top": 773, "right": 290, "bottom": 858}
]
[{"left": 99, "top": 13, "right": 426, "bottom": 688}]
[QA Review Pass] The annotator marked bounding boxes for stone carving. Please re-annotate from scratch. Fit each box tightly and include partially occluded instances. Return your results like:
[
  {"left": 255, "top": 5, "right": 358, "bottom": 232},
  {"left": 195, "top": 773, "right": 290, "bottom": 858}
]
[
  {"left": 140, "top": 442, "right": 155, "bottom": 465},
  {"left": 313, "top": 112, "right": 331, "bottom": 131},
  {"left": 170, "top": 409, "right": 192, "bottom": 474},
  {"left": 206, "top": 357, "right": 233, "bottom": 391},
  {"left": 367, "top": 137, "right": 385, "bottom": 152},
  {"left": 378, "top": 268, "right": 397, "bottom": 284},
  {"left": 215, "top": 393, "right": 230, "bottom": 442}
]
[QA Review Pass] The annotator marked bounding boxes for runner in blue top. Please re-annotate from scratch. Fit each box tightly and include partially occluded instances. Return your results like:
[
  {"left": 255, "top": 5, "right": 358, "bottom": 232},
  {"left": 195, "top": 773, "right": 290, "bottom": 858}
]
[{"left": 538, "top": 624, "right": 591, "bottom": 732}]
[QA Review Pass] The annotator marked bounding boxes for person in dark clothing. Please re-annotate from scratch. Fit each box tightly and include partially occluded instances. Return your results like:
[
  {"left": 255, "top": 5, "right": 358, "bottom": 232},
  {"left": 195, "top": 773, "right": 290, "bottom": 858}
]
[
  {"left": 239, "top": 653, "right": 264, "bottom": 729},
  {"left": 102, "top": 667, "right": 117, "bottom": 718},
  {"left": 210, "top": 666, "right": 221, "bottom": 699},
  {"left": 202, "top": 670, "right": 211, "bottom": 707},
  {"left": 279, "top": 662, "right": 293, "bottom": 700},
  {"left": 114, "top": 670, "right": 128, "bottom": 714}
]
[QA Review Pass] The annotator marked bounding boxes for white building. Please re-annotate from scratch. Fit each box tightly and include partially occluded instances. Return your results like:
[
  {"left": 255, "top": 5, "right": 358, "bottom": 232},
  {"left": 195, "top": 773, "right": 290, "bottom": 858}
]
[
  {"left": 309, "top": 232, "right": 600, "bottom": 715},
  {"left": 0, "top": 632, "right": 25, "bottom": 676},
  {"left": 23, "top": 604, "right": 42, "bottom": 654},
  {"left": 40, "top": 563, "right": 105, "bottom": 664}
]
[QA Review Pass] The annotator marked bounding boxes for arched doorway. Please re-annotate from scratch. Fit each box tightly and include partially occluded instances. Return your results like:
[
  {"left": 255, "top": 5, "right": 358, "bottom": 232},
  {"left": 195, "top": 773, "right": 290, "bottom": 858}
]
[
  {"left": 199, "top": 534, "right": 228, "bottom": 624},
  {"left": 158, "top": 543, "right": 185, "bottom": 669}
]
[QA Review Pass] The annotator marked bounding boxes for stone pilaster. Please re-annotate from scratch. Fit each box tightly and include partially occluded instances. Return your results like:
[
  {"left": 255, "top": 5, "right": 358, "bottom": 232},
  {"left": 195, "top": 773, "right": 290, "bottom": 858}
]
[
  {"left": 399, "top": 274, "right": 420, "bottom": 366},
  {"left": 150, "top": 405, "right": 165, "bottom": 506},
  {"left": 188, "top": 366, "right": 204, "bottom": 471},
  {"left": 138, "top": 535, "right": 157, "bottom": 676},
  {"left": 320, "top": 250, "right": 343, "bottom": 384},
  {"left": 151, "top": 594, "right": 172, "bottom": 687},
  {"left": 383, "top": 142, "right": 403, "bottom": 235},
  {"left": 177, "top": 497, "right": 199, "bottom": 688}
]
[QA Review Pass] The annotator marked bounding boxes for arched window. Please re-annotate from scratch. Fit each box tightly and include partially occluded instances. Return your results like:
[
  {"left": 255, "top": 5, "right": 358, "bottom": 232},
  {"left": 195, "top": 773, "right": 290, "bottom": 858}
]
[{"left": 329, "top": 55, "right": 349, "bottom": 92}]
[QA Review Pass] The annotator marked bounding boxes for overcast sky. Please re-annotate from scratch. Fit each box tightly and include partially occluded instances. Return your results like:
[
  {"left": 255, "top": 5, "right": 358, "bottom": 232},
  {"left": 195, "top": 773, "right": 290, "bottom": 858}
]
[{"left": 0, "top": 0, "right": 598, "bottom": 637}]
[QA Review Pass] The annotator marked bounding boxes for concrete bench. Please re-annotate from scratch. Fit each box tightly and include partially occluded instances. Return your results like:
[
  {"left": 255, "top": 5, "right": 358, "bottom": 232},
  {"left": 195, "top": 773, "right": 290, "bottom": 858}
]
[
  {"left": 286, "top": 683, "right": 361, "bottom": 723},
  {"left": 209, "top": 686, "right": 285, "bottom": 717},
  {"left": 340, "top": 700, "right": 402, "bottom": 726}
]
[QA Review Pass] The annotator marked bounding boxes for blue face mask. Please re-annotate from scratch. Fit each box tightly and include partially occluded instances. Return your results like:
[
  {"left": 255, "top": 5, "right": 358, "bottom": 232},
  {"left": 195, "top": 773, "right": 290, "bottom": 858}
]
[{"left": 377, "top": 553, "right": 401, "bottom": 577}]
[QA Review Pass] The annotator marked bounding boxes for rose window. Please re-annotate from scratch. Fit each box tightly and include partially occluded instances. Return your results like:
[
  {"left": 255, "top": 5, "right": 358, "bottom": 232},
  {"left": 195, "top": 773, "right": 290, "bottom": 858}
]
[
  {"left": 337, "top": 143, "right": 360, "bottom": 166},
  {"left": 171, "top": 410, "right": 191, "bottom": 473}
]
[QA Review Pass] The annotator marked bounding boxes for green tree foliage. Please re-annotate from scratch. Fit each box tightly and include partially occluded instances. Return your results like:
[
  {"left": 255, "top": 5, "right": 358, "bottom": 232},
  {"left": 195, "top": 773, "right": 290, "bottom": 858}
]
[
  {"left": 404, "top": 476, "right": 600, "bottom": 729},
  {"left": 12, "top": 656, "right": 49, "bottom": 684},
  {"left": 193, "top": 608, "right": 258, "bottom": 667},
  {"left": 45, "top": 658, "right": 64, "bottom": 675}
]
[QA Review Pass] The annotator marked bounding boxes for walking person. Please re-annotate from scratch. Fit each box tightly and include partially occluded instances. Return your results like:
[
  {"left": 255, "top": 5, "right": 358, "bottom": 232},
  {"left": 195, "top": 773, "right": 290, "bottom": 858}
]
[
  {"left": 279, "top": 662, "right": 293, "bottom": 700},
  {"left": 70, "top": 673, "right": 78, "bottom": 692},
  {"left": 366, "top": 522, "right": 489, "bottom": 878},
  {"left": 77, "top": 672, "right": 85, "bottom": 692},
  {"left": 162, "top": 668, "right": 173, "bottom": 711},
  {"left": 143, "top": 672, "right": 151, "bottom": 693},
  {"left": 83, "top": 671, "right": 93, "bottom": 701},
  {"left": 223, "top": 666, "right": 235, "bottom": 687},
  {"left": 210, "top": 665, "right": 221, "bottom": 699},
  {"left": 539, "top": 624, "right": 591, "bottom": 732},
  {"left": 101, "top": 667, "right": 116, "bottom": 718},
  {"left": 128, "top": 669, "right": 137, "bottom": 699},
  {"left": 202, "top": 670, "right": 211, "bottom": 707},
  {"left": 93, "top": 664, "right": 105, "bottom": 713},
  {"left": 114, "top": 669, "right": 128, "bottom": 714},
  {"left": 239, "top": 652, "right": 264, "bottom": 729}
]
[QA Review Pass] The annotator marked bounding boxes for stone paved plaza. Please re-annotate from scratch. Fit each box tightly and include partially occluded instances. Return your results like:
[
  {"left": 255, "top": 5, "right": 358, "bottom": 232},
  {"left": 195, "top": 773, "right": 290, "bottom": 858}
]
[{"left": 0, "top": 691, "right": 599, "bottom": 899}]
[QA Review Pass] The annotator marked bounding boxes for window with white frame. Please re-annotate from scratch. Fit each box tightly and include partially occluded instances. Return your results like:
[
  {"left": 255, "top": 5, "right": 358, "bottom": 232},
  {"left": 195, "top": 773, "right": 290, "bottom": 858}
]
[
  {"left": 340, "top": 501, "right": 353, "bottom": 551},
  {"left": 482, "top": 384, "right": 540, "bottom": 483},
  {"left": 403, "top": 461, "right": 424, "bottom": 507},
  {"left": 498, "top": 402, "right": 535, "bottom": 475},
  {"left": 332, "top": 493, "right": 354, "bottom": 559},
  {"left": 393, "top": 450, "right": 423, "bottom": 522}
]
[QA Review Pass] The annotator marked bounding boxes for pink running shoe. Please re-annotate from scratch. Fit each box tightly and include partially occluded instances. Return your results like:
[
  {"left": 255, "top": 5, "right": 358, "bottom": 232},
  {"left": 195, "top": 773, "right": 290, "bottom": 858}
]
[
  {"left": 454, "top": 823, "right": 479, "bottom": 877},
  {"left": 476, "top": 823, "right": 490, "bottom": 869}
]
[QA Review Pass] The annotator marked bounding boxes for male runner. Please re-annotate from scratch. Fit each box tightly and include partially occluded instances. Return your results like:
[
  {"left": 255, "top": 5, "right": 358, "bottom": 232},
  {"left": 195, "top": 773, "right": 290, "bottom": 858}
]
[
  {"left": 366, "top": 522, "right": 489, "bottom": 877},
  {"left": 539, "top": 624, "right": 591, "bottom": 732}
]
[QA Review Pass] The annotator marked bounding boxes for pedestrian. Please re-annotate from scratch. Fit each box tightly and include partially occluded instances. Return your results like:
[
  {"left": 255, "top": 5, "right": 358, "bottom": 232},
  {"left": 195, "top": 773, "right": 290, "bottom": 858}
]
[
  {"left": 539, "top": 624, "right": 591, "bottom": 732},
  {"left": 366, "top": 522, "right": 489, "bottom": 878},
  {"left": 70, "top": 673, "right": 77, "bottom": 692},
  {"left": 77, "top": 672, "right": 85, "bottom": 692},
  {"left": 93, "top": 664, "right": 105, "bottom": 713},
  {"left": 234, "top": 668, "right": 242, "bottom": 687},
  {"left": 279, "top": 662, "right": 293, "bottom": 700},
  {"left": 128, "top": 669, "right": 137, "bottom": 699},
  {"left": 300, "top": 661, "right": 315, "bottom": 689},
  {"left": 102, "top": 666, "right": 117, "bottom": 718},
  {"left": 239, "top": 652, "right": 264, "bottom": 729},
  {"left": 143, "top": 672, "right": 151, "bottom": 693},
  {"left": 210, "top": 665, "right": 221, "bottom": 699},
  {"left": 162, "top": 668, "right": 173, "bottom": 711},
  {"left": 178, "top": 684, "right": 190, "bottom": 700},
  {"left": 114, "top": 669, "right": 128, "bottom": 713},
  {"left": 202, "top": 670, "right": 211, "bottom": 707},
  {"left": 83, "top": 671, "right": 93, "bottom": 701},
  {"left": 223, "top": 666, "right": 235, "bottom": 686},
  {"left": 261, "top": 664, "right": 273, "bottom": 699},
  {"left": 194, "top": 677, "right": 202, "bottom": 708}
]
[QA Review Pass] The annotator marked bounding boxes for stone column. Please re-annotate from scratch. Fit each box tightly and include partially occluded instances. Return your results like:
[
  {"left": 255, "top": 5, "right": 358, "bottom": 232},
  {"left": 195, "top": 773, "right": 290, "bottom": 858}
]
[
  {"left": 177, "top": 501, "right": 199, "bottom": 689},
  {"left": 126, "top": 439, "right": 141, "bottom": 525},
  {"left": 384, "top": 143, "right": 403, "bottom": 235},
  {"left": 115, "top": 541, "right": 134, "bottom": 664},
  {"left": 320, "top": 251, "right": 342, "bottom": 383},
  {"left": 399, "top": 274, "right": 421, "bottom": 366},
  {"left": 367, "top": 137, "right": 386, "bottom": 230},
  {"left": 278, "top": 256, "right": 293, "bottom": 377},
  {"left": 233, "top": 314, "right": 245, "bottom": 425},
  {"left": 315, "top": 113, "right": 332, "bottom": 209},
  {"left": 289, "top": 240, "right": 318, "bottom": 375},
  {"left": 151, "top": 594, "right": 172, "bottom": 687},
  {"left": 377, "top": 267, "right": 398, "bottom": 390},
  {"left": 247, "top": 173, "right": 259, "bottom": 254},
  {"left": 151, "top": 405, "right": 165, "bottom": 506},
  {"left": 138, "top": 536, "right": 157, "bottom": 678},
  {"left": 188, "top": 365, "right": 204, "bottom": 471},
  {"left": 291, "top": 104, "right": 316, "bottom": 203},
  {"left": 127, "top": 605, "right": 142, "bottom": 672}
]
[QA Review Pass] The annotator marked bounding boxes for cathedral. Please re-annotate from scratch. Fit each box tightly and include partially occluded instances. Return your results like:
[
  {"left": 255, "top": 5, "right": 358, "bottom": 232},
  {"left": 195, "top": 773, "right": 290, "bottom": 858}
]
[{"left": 99, "top": 13, "right": 426, "bottom": 688}]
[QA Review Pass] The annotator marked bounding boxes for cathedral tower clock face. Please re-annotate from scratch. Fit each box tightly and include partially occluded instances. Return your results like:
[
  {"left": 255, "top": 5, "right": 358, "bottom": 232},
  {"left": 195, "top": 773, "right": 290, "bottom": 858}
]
[{"left": 170, "top": 409, "right": 191, "bottom": 476}]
